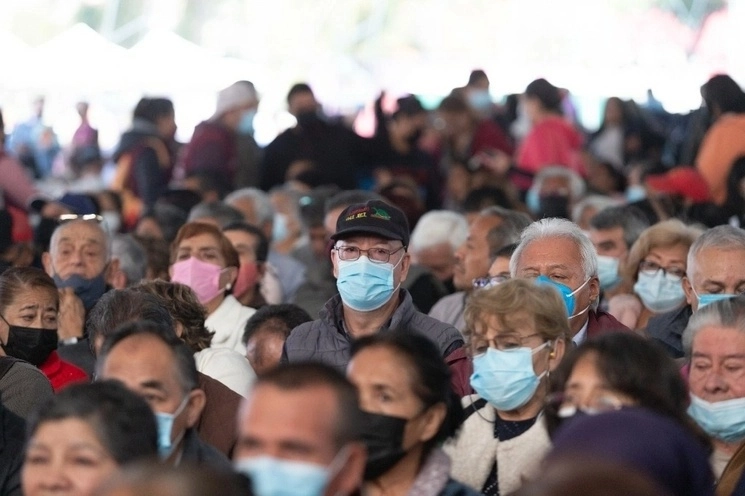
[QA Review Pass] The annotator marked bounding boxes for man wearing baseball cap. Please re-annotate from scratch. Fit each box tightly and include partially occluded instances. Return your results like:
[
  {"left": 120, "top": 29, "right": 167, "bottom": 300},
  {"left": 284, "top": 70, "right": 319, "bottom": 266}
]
[
  {"left": 180, "top": 81, "right": 260, "bottom": 187},
  {"left": 282, "top": 200, "right": 465, "bottom": 378}
]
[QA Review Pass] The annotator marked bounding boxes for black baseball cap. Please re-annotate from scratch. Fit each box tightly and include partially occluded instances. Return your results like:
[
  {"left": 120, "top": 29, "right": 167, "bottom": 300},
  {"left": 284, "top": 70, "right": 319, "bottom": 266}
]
[{"left": 331, "top": 200, "right": 410, "bottom": 247}]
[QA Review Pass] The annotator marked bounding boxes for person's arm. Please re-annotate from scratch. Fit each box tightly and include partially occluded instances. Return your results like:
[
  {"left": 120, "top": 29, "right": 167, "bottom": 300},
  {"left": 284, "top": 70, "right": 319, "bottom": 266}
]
[
  {"left": 133, "top": 147, "right": 164, "bottom": 210},
  {"left": 0, "top": 154, "right": 40, "bottom": 211},
  {"left": 56, "top": 288, "right": 86, "bottom": 341},
  {"left": 0, "top": 361, "right": 53, "bottom": 418}
]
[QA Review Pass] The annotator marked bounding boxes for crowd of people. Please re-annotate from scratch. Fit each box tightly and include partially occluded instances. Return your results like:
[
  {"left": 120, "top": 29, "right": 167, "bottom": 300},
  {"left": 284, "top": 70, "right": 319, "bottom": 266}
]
[{"left": 2, "top": 69, "right": 745, "bottom": 495}]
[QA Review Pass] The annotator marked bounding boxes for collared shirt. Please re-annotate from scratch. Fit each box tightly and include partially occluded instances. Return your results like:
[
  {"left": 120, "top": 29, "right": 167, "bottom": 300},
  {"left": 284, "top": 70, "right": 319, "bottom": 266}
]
[{"left": 572, "top": 320, "right": 589, "bottom": 346}]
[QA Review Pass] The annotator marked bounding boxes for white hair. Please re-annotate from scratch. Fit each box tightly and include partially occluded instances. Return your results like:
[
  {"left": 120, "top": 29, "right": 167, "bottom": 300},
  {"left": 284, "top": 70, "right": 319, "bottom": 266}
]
[
  {"left": 224, "top": 188, "right": 274, "bottom": 225},
  {"left": 571, "top": 195, "right": 622, "bottom": 226},
  {"left": 530, "top": 166, "right": 586, "bottom": 200},
  {"left": 683, "top": 296, "right": 745, "bottom": 356},
  {"left": 510, "top": 217, "right": 597, "bottom": 279},
  {"left": 409, "top": 210, "right": 468, "bottom": 253},
  {"left": 111, "top": 234, "right": 147, "bottom": 286},
  {"left": 50, "top": 219, "right": 111, "bottom": 262},
  {"left": 687, "top": 225, "right": 745, "bottom": 278}
]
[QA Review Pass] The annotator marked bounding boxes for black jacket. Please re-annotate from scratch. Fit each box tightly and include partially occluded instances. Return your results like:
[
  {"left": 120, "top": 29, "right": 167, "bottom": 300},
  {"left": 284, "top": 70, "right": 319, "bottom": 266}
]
[
  {"left": 0, "top": 402, "right": 24, "bottom": 496},
  {"left": 646, "top": 305, "right": 693, "bottom": 359}
]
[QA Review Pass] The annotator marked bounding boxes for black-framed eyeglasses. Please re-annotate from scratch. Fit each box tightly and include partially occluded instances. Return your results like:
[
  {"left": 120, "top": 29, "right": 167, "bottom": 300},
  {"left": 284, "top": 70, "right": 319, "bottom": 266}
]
[
  {"left": 472, "top": 274, "right": 510, "bottom": 290},
  {"left": 638, "top": 259, "right": 686, "bottom": 281},
  {"left": 334, "top": 245, "right": 405, "bottom": 264}
]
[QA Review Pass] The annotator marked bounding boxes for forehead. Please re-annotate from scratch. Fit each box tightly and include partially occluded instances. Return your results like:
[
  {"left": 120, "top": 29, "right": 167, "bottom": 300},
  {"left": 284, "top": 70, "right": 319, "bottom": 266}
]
[
  {"left": 692, "top": 247, "right": 745, "bottom": 274},
  {"left": 53, "top": 221, "right": 106, "bottom": 249},
  {"left": 101, "top": 335, "right": 179, "bottom": 386},
  {"left": 470, "top": 215, "right": 502, "bottom": 239},
  {"left": 240, "top": 384, "right": 338, "bottom": 444},
  {"left": 349, "top": 346, "right": 414, "bottom": 384},
  {"left": 589, "top": 226, "right": 624, "bottom": 243},
  {"left": 224, "top": 229, "right": 259, "bottom": 247},
  {"left": 9, "top": 286, "right": 57, "bottom": 308},
  {"left": 517, "top": 237, "right": 583, "bottom": 271},
  {"left": 476, "top": 311, "right": 534, "bottom": 335},
  {"left": 178, "top": 232, "right": 221, "bottom": 250},
  {"left": 336, "top": 235, "right": 396, "bottom": 247},
  {"left": 693, "top": 325, "right": 745, "bottom": 353}
]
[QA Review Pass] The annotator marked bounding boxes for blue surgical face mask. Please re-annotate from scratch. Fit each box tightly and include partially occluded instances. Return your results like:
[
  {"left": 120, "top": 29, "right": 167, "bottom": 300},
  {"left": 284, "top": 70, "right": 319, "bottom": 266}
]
[
  {"left": 53, "top": 273, "right": 107, "bottom": 310},
  {"left": 272, "top": 213, "right": 289, "bottom": 243},
  {"left": 534, "top": 275, "right": 590, "bottom": 319},
  {"left": 234, "top": 448, "right": 347, "bottom": 496},
  {"left": 526, "top": 188, "right": 540, "bottom": 214},
  {"left": 596, "top": 255, "right": 621, "bottom": 291},
  {"left": 625, "top": 184, "right": 647, "bottom": 203},
  {"left": 470, "top": 342, "right": 551, "bottom": 411},
  {"left": 691, "top": 285, "right": 736, "bottom": 311},
  {"left": 633, "top": 270, "right": 685, "bottom": 313},
  {"left": 688, "top": 394, "right": 745, "bottom": 444},
  {"left": 238, "top": 109, "right": 257, "bottom": 135},
  {"left": 467, "top": 89, "right": 492, "bottom": 112},
  {"left": 336, "top": 255, "right": 402, "bottom": 312},
  {"left": 154, "top": 395, "right": 189, "bottom": 459}
]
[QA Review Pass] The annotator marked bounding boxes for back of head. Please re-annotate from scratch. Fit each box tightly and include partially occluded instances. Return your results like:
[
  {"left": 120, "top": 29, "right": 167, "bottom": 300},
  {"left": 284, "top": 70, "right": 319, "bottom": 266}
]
[
  {"left": 525, "top": 78, "right": 563, "bottom": 114},
  {"left": 409, "top": 210, "right": 468, "bottom": 253},
  {"left": 187, "top": 201, "right": 244, "bottom": 228},
  {"left": 701, "top": 74, "right": 745, "bottom": 115},
  {"left": 87, "top": 289, "right": 175, "bottom": 355},
  {"left": 683, "top": 294, "right": 745, "bottom": 355},
  {"left": 481, "top": 206, "right": 532, "bottom": 258},
  {"left": 350, "top": 332, "right": 463, "bottom": 449},
  {"left": 549, "top": 407, "right": 714, "bottom": 496},
  {"left": 214, "top": 81, "right": 258, "bottom": 118},
  {"left": 133, "top": 97, "right": 174, "bottom": 124},
  {"left": 223, "top": 221, "right": 270, "bottom": 263},
  {"left": 252, "top": 363, "right": 362, "bottom": 448},
  {"left": 111, "top": 234, "right": 147, "bottom": 287},
  {"left": 463, "top": 187, "right": 514, "bottom": 214},
  {"left": 28, "top": 380, "right": 158, "bottom": 465},
  {"left": 533, "top": 166, "right": 586, "bottom": 202},
  {"left": 224, "top": 188, "right": 274, "bottom": 225},
  {"left": 510, "top": 218, "right": 597, "bottom": 279},
  {"left": 287, "top": 83, "right": 314, "bottom": 104}
]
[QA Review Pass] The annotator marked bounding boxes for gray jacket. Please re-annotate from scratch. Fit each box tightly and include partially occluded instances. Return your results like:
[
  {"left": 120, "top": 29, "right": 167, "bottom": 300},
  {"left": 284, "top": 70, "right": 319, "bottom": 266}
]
[{"left": 283, "top": 289, "right": 463, "bottom": 371}]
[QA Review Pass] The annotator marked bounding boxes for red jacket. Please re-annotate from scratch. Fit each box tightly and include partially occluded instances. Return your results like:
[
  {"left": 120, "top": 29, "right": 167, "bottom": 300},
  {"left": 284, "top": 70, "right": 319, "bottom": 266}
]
[
  {"left": 586, "top": 309, "right": 631, "bottom": 338},
  {"left": 180, "top": 120, "right": 237, "bottom": 183},
  {"left": 39, "top": 351, "right": 88, "bottom": 392}
]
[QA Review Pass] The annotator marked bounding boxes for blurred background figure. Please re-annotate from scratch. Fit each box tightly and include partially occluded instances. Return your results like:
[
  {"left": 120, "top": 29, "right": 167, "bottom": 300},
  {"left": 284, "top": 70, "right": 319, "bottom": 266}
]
[{"left": 242, "top": 303, "right": 311, "bottom": 375}]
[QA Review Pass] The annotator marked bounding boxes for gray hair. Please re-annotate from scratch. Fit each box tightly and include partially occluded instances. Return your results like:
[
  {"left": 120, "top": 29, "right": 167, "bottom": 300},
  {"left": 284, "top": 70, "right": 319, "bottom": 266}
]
[
  {"left": 111, "top": 235, "right": 147, "bottom": 287},
  {"left": 224, "top": 188, "right": 274, "bottom": 225},
  {"left": 481, "top": 206, "right": 532, "bottom": 259},
  {"left": 50, "top": 219, "right": 111, "bottom": 262},
  {"left": 683, "top": 295, "right": 745, "bottom": 356},
  {"left": 530, "top": 166, "right": 586, "bottom": 201},
  {"left": 187, "top": 201, "right": 243, "bottom": 228},
  {"left": 687, "top": 225, "right": 745, "bottom": 278},
  {"left": 324, "top": 190, "right": 385, "bottom": 215},
  {"left": 510, "top": 217, "right": 597, "bottom": 279},
  {"left": 409, "top": 210, "right": 468, "bottom": 253},
  {"left": 589, "top": 205, "right": 650, "bottom": 249},
  {"left": 571, "top": 195, "right": 622, "bottom": 226}
]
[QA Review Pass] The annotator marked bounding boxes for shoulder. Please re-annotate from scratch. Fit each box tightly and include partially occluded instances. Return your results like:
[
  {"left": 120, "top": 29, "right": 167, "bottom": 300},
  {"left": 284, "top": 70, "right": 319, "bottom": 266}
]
[{"left": 440, "top": 479, "right": 482, "bottom": 496}]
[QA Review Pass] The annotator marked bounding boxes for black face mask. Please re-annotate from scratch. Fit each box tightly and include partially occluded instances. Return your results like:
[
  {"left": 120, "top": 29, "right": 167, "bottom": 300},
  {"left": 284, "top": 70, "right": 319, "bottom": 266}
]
[
  {"left": 538, "top": 194, "right": 570, "bottom": 219},
  {"left": 295, "top": 111, "right": 323, "bottom": 129},
  {"left": 359, "top": 410, "right": 408, "bottom": 481},
  {"left": 0, "top": 315, "right": 58, "bottom": 367}
]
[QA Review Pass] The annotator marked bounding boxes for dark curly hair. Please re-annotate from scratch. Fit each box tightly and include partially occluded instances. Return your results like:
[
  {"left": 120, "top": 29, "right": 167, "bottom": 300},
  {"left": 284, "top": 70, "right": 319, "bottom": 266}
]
[{"left": 131, "top": 280, "right": 214, "bottom": 352}]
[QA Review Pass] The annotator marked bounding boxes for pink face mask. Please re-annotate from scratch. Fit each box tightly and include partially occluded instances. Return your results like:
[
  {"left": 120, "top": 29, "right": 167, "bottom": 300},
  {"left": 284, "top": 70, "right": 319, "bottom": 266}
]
[
  {"left": 233, "top": 262, "right": 259, "bottom": 300},
  {"left": 171, "top": 257, "right": 227, "bottom": 304}
]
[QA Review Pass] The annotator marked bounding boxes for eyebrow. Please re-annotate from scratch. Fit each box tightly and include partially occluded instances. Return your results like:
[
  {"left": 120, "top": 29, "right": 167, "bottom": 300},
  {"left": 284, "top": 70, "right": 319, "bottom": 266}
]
[
  {"left": 58, "top": 236, "right": 103, "bottom": 246},
  {"left": 140, "top": 380, "right": 167, "bottom": 392}
]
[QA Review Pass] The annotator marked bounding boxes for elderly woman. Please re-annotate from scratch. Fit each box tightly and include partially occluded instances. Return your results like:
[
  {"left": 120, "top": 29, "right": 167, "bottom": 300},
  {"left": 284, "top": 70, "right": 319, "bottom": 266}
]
[
  {"left": 608, "top": 219, "right": 700, "bottom": 331},
  {"left": 21, "top": 380, "right": 158, "bottom": 496},
  {"left": 444, "top": 278, "right": 568, "bottom": 495},
  {"left": 347, "top": 332, "right": 479, "bottom": 496},
  {"left": 0, "top": 267, "right": 87, "bottom": 391},
  {"left": 169, "top": 222, "right": 256, "bottom": 354},
  {"left": 132, "top": 280, "right": 255, "bottom": 397}
]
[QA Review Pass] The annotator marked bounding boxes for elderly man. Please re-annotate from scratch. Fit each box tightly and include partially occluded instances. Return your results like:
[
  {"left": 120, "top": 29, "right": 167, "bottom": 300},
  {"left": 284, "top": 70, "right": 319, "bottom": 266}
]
[
  {"left": 42, "top": 216, "right": 114, "bottom": 374},
  {"left": 283, "top": 200, "right": 463, "bottom": 370},
  {"left": 108, "top": 234, "right": 147, "bottom": 289},
  {"left": 409, "top": 210, "right": 469, "bottom": 293},
  {"left": 97, "top": 320, "right": 231, "bottom": 470},
  {"left": 588, "top": 205, "right": 649, "bottom": 299},
  {"left": 510, "top": 218, "right": 628, "bottom": 344},
  {"left": 234, "top": 362, "right": 366, "bottom": 496},
  {"left": 429, "top": 206, "right": 530, "bottom": 333},
  {"left": 649, "top": 225, "right": 745, "bottom": 359},
  {"left": 684, "top": 296, "right": 745, "bottom": 492}
]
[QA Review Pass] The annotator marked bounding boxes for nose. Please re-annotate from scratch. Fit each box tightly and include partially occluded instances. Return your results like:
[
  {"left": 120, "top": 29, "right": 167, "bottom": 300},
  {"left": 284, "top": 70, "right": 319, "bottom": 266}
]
[
  {"left": 702, "top": 369, "right": 729, "bottom": 395},
  {"left": 37, "top": 461, "right": 72, "bottom": 490}
]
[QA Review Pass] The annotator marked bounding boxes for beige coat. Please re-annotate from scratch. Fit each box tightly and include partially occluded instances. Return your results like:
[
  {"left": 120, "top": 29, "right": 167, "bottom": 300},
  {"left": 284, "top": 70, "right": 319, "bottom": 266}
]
[{"left": 443, "top": 395, "right": 551, "bottom": 494}]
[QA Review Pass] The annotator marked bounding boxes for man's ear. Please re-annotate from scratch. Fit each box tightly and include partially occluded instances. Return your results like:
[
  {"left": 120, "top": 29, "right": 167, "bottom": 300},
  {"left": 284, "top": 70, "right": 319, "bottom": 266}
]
[
  {"left": 42, "top": 252, "right": 54, "bottom": 276},
  {"left": 398, "top": 252, "right": 411, "bottom": 284},
  {"left": 325, "top": 442, "right": 366, "bottom": 496},
  {"left": 683, "top": 276, "right": 697, "bottom": 310},
  {"left": 185, "top": 389, "right": 206, "bottom": 428},
  {"left": 588, "top": 275, "right": 600, "bottom": 304}
]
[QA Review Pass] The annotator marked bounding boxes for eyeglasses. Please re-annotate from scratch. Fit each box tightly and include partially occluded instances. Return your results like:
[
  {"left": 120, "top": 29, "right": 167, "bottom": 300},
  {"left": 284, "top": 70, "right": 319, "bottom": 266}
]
[
  {"left": 472, "top": 274, "right": 510, "bottom": 290},
  {"left": 638, "top": 260, "right": 686, "bottom": 281},
  {"left": 334, "top": 245, "right": 405, "bottom": 264},
  {"left": 471, "top": 332, "right": 543, "bottom": 354},
  {"left": 58, "top": 214, "right": 104, "bottom": 224},
  {"left": 545, "top": 392, "right": 626, "bottom": 418}
]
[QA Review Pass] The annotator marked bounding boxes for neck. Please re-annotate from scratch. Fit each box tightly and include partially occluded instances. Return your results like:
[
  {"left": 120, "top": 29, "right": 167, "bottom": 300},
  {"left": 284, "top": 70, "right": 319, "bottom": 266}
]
[
  {"left": 388, "top": 130, "right": 410, "bottom": 154},
  {"left": 714, "top": 439, "right": 741, "bottom": 459},
  {"left": 569, "top": 313, "right": 589, "bottom": 337},
  {"left": 236, "top": 288, "right": 257, "bottom": 307},
  {"left": 342, "top": 293, "right": 400, "bottom": 338},
  {"left": 364, "top": 447, "right": 424, "bottom": 496},
  {"left": 205, "top": 293, "right": 227, "bottom": 315}
]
